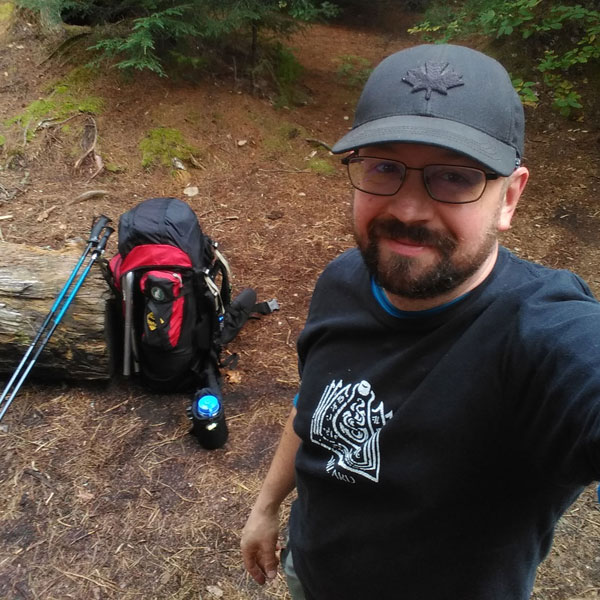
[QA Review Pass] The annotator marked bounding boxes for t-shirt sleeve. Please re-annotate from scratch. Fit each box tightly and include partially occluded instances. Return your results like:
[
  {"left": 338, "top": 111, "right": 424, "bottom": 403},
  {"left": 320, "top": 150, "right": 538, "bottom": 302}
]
[{"left": 508, "top": 285, "right": 600, "bottom": 485}]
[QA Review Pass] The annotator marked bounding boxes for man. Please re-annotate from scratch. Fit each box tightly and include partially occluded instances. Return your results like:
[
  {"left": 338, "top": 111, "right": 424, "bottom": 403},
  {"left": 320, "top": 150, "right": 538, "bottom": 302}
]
[{"left": 241, "top": 44, "right": 600, "bottom": 599}]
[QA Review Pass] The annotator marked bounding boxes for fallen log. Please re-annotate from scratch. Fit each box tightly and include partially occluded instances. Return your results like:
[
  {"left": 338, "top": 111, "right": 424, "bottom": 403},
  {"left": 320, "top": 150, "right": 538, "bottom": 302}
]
[{"left": 0, "top": 241, "right": 115, "bottom": 382}]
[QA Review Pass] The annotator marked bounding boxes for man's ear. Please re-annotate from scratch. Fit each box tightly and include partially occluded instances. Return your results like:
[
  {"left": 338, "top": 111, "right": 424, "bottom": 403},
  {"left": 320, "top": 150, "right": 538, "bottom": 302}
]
[{"left": 498, "top": 166, "right": 529, "bottom": 232}]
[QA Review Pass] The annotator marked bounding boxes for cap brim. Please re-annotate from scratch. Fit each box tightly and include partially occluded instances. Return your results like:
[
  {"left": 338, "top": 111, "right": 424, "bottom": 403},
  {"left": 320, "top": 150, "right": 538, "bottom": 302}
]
[{"left": 331, "top": 115, "right": 518, "bottom": 176}]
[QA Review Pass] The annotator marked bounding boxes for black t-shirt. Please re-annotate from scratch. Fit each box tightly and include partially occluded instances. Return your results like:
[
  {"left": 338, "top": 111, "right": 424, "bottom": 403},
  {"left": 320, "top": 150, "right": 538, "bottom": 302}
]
[{"left": 290, "top": 246, "right": 600, "bottom": 600}]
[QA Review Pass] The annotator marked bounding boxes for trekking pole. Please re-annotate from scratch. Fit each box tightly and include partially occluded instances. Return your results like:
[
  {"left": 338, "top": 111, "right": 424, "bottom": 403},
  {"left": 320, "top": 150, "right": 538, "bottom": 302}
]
[
  {"left": 0, "top": 226, "right": 114, "bottom": 423},
  {"left": 0, "top": 215, "right": 111, "bottom": 410}
]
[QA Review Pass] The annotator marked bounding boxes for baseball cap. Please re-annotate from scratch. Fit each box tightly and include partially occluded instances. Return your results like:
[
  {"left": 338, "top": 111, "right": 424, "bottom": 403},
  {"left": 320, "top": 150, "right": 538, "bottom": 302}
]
[{"left": 332, "top": 44, "right": 524, "bottom": 176}]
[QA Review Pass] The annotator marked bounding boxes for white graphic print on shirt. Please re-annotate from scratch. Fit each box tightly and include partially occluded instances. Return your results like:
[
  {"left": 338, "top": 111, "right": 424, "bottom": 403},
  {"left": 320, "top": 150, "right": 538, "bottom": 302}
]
[{"left": 310, "top": 379, "right": 392, "bottom": 483}]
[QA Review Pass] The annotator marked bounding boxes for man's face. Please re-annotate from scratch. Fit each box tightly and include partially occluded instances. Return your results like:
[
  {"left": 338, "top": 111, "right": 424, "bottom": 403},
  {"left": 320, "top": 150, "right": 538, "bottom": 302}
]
[{"left": 352, "top": 143, "right": 527, "bottom": 303}]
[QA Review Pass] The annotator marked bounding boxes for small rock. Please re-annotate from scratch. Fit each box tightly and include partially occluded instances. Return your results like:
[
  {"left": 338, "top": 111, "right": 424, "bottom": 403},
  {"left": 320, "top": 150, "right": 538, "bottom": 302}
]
[
  {"left": 183, "top": 186, "right": 199, "bottom": 197},
  {"left": 206, "top": 585, "right": 223, "bottom": 598},
  {"left": 237, "top": 139, "right": 248, "bottom": 147},
  {"left": 171, "top": 158, "right": 186, "bottom": 170}
]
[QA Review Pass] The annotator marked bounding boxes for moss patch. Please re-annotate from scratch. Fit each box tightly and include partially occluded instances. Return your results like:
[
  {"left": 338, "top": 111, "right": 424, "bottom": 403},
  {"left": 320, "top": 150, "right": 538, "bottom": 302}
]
[
  {"left": 0, "top": 2, "right": 14, "bottom": 24},
  {"left": 262, "top": 121, "right": 307, "bottom": 162},
  {"left": 307, "top": 157, "right": 335, "bottom": 176},
  {"left": 139, "top": 127, "right": 199, "bottom": 170},
  {"left": 3, "top": 69, "right": 103, "bottom": 141}
]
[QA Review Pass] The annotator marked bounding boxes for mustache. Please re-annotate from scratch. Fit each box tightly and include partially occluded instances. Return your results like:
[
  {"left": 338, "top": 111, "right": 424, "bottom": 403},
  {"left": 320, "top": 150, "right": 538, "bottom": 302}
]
[{"left": 368, "top": 219, "right": 457, "bottom": 253}]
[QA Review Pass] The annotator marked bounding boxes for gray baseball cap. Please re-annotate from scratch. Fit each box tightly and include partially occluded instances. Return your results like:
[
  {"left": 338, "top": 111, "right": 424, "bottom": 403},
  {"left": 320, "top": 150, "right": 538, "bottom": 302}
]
[{"left": 332, "top": 44, "right": 524, "bottom": 176}]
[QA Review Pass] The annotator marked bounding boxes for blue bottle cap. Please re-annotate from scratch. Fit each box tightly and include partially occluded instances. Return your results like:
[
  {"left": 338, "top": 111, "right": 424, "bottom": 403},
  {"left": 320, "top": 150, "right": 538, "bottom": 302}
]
[{"left": 195, "top": 394, "right": 221, "bottom": 418}]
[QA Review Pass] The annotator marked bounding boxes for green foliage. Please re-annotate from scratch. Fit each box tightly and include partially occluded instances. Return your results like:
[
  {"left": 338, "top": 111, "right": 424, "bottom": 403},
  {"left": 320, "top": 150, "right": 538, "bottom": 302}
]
[
  {"left": 105, "top": 162, "right": 126, "bottom": 173},
  {"left": 511, "top": 77, "right": 538, "bottom": 106},
  {"left": 307, "top": 157, "right": 335, "bottom": 175},
  {"left": 261, "top": 121, "right": 306, "bottom": 159},
  {"left": 0, "top": 134, "right": 5, "bottom": 147},
  {"left": 272, "top": 44, "right": 304, "bottom": 106},
  {"left": 3, "top": 76, "right": 103, "bottom": 141},
  {"left": 0, "top": 2, "right": 15, "bottom": 22},
  {"left": 138, "top": 127, "right": 198, "bottom": 169},
  {"left": 16, "top": 0, "right": 338, "bottom": 78},
  {"left": 335, "top": 54, "right": 372, "bottom": 88},
  {"left": 16, "top": 0, "right": 79, "bottom": 26},
  {"left": 409, "top": 0, "right": 600, "bottom": 117}
]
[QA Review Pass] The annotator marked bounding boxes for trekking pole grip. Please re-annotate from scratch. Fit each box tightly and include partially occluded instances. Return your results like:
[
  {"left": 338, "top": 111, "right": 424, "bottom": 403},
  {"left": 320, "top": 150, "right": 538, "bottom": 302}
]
[
  {"left": 96, "top": 227, "right": 114, "bottom": 253},
  {"left": 89, "top": 215, "right": 112, "bottom": 244}
]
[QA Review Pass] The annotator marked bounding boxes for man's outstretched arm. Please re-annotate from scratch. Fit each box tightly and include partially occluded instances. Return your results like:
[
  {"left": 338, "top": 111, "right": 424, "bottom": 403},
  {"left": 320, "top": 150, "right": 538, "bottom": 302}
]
[{"left": 241, "top": 407, "right": 300, "bottom": 584}]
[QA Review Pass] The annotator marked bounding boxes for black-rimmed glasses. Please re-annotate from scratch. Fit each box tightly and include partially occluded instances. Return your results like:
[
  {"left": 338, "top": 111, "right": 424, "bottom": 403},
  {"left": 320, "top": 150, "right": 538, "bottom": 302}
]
[{"left": 341, "top": 155, "right": 500, "bottom": 204}]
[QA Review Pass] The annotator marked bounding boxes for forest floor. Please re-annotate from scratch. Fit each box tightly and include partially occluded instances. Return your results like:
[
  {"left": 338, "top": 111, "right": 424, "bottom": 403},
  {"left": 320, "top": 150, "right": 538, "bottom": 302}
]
[{"left": 0, "top": 4, "right": 599, "bottom": 599}]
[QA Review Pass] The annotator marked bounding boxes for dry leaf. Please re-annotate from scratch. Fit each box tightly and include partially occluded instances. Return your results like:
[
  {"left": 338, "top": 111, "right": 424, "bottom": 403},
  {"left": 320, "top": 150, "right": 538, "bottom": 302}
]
[
  {"left": 77, "top": 489, "right": 95, "bottom": 502},
  {"left": 173, "top": 170, "right": 191, "bottom": 185},
  {"left": 224, "top": 370, "right": 242, "bottom": 384}
]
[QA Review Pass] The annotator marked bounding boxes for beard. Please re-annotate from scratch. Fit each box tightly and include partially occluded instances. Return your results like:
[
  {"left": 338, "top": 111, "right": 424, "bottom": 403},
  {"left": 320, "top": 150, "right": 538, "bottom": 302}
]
[{"left": 355, "top": 218, "right": 497, "bottom": 300}]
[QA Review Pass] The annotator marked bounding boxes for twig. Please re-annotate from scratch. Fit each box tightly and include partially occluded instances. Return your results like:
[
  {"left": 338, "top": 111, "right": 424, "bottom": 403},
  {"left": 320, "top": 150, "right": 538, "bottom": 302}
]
[
  {"left": 37, "top": 113, "right": 83, "bottom": 131},
  {"left": 102, "top": 399, "right": 129, "bottom": 414},
  {"left": 88, "top": 153, "right": 105, "bottom": 181},
  {"left": 67, "top": 190, "right": 109, "bottom": 205},
  {"left": 22, "top": 468, "right": 55, "bottom": 491},
  {"left": 74, "top": 116, "right": 98, "bottom": 170},
  {"left": 305, "top": 138, "right": 333, "bottom": 152},
  {"left": 156, "top": 480, "right": 203, "bottom": 504},
  {"left": 52, "top": 567, "right": 119, "bottom": 593},
  {"left": 37, "top": 30, "right": 92, "bottom": 67},
  {"left": 213, "top": 216, "right": 240, "bottom": 225},
  {"left": 70, "top": 529, "right": 98, "bottom": 545},
  {"left": 257, "top": 168, "right": 311, "bottom": 174}
]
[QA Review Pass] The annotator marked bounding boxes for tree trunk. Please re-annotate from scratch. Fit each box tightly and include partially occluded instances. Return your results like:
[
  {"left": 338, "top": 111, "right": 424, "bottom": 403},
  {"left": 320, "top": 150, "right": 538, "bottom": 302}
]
[{"left": 0, "top": 241, "right": 115, "bottom": 382}]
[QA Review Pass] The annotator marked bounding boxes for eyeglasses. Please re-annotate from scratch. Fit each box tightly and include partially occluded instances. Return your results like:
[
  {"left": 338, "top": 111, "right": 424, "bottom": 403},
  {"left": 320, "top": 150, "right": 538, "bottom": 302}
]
[{"left": 341, "top": 155, "right": 500, "bottom": 204}]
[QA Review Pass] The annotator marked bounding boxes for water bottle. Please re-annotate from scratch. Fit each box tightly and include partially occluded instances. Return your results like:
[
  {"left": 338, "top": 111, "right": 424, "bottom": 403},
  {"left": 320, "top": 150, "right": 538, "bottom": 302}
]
[{"left": 187, "top": 389, "right": 228, "bottom": 449}]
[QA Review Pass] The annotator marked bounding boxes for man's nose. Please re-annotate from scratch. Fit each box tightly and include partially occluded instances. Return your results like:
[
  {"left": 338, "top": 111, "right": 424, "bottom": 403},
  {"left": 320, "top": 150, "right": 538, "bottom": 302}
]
[{"left": 386, "top": 170, "right": 435, "bottom": 223}]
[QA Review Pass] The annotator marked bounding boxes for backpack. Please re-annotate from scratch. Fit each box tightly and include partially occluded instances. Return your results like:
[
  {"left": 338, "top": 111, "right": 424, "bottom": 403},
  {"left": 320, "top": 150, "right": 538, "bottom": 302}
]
[{"left": 105, "top": 197, "right": 276, "bottom": 393}]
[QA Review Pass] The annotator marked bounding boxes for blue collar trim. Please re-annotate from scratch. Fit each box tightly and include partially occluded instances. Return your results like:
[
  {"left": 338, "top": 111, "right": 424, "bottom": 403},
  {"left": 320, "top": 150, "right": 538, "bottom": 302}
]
[{"left": 371, "top": 277, "right": 471, "bottom": 318}]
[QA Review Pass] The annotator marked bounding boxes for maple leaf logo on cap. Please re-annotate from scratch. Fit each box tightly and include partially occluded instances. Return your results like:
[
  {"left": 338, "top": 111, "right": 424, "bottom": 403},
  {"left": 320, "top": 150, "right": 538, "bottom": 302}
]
[{"left": 402, "top": 61, "right": 464, "bottom": 100}]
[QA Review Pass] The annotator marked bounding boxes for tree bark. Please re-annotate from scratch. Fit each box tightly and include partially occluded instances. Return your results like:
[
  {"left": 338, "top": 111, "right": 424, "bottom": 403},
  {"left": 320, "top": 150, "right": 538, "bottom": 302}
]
[{"left": 0, "top": 241, "right": 114, "bottom": 382}]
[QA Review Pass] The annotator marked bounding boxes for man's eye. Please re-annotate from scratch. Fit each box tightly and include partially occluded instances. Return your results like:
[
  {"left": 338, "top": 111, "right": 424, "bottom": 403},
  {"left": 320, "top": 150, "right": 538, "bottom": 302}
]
[
  {"left": 443, "top": 171, "right": 468, "bottom": 183},
  {"left": 372, "top": 161, "right": 402, "bottom": 175},
  {"left": 430, "top": 168, "right": 477, "bottom": 187}
]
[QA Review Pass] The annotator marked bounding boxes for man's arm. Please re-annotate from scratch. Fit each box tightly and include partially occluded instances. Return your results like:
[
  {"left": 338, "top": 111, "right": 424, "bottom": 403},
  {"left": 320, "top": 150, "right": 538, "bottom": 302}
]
[{"left": 241, "top": 407, "right": 300, "bottom": 584}]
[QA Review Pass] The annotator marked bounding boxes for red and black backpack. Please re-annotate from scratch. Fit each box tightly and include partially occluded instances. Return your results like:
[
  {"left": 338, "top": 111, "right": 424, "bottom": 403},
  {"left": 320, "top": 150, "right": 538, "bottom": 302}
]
[{"left": 106, "top": 197, "right": 273, "bottom": 393}]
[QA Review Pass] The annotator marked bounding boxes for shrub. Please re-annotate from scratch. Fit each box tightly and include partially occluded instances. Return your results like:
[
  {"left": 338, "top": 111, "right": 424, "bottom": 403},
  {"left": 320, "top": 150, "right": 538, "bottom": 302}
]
[
  {"left": 16, "top": 0, "right": 339, "bottom": 78},
  {"left": 409, "top": 0, "right": 600, "bottom": 117}
]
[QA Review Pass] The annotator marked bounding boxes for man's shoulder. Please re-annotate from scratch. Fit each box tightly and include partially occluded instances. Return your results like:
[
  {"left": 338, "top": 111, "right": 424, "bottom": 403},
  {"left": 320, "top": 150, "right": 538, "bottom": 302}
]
[
  {"left": 494, "top": 248, "right": 600, "bottom": 352},
  {"left": 496, "top": 247, "right": 595, "bottom": 301},
  {"left": 325, "top": 247, "right": 363, "bottom": 270},
  {"left": 318, "top": 248, "right": 366, "bottom": 284}
]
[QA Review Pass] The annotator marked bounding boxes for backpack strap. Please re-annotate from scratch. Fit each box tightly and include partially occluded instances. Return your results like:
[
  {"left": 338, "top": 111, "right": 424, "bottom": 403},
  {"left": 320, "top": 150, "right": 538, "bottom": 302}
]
[
  {"left": 203, "top": 271, "right": 227, "bottom": 320},
  {"left": 211, "top": 245, "right": 232, "bottom": 308},
  {"left": 252, "top": 298, "right": 280, "bottom": 315},
  {"left": 99, "top": 254, "right": 122, "bottom": 297}
]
